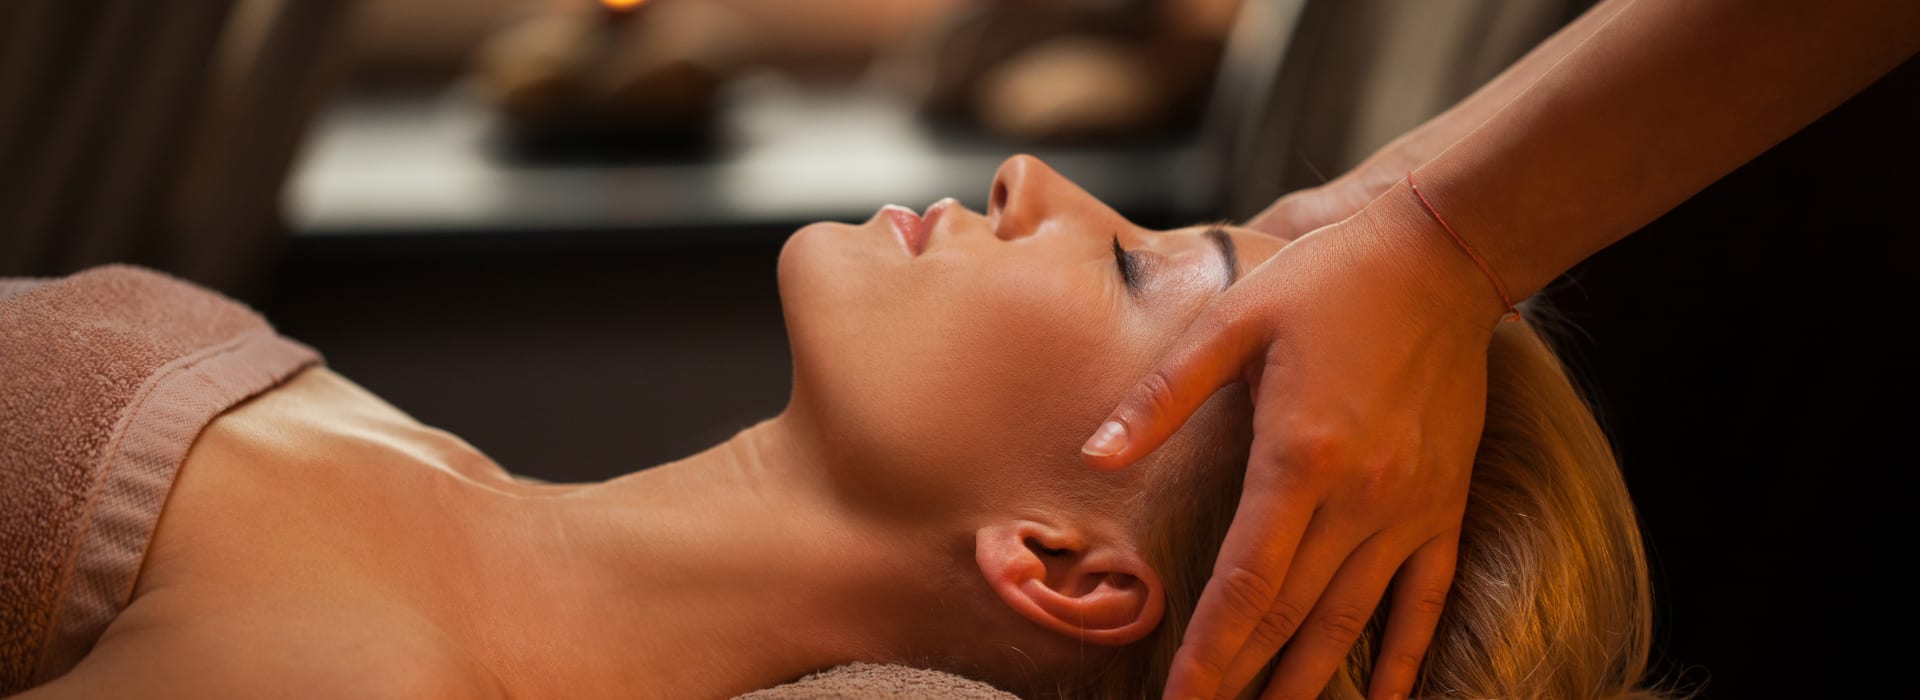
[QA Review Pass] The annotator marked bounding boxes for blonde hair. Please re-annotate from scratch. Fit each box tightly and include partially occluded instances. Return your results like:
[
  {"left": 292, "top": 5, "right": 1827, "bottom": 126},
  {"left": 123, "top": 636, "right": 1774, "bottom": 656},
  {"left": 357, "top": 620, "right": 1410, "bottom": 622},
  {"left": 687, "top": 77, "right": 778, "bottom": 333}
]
[{"left": 1053, "top": 307, "right": 1658, "bottom": 699}]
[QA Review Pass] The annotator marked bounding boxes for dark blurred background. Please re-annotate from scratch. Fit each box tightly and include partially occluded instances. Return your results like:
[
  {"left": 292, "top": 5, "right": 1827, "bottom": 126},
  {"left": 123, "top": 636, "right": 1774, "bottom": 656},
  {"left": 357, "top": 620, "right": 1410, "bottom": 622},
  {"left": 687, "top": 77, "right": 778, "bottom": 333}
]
[{"left": 2, "top": 0, "right": 1912, "bottom": 696}]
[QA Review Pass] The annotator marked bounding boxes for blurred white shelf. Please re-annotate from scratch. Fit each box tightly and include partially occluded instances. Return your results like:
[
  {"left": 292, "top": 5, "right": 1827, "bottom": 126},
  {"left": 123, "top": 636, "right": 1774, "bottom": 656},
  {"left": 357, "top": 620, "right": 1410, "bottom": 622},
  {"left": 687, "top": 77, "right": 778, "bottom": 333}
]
[{"left": 286, "top": 76, "right": 1222, "bottom": 237}]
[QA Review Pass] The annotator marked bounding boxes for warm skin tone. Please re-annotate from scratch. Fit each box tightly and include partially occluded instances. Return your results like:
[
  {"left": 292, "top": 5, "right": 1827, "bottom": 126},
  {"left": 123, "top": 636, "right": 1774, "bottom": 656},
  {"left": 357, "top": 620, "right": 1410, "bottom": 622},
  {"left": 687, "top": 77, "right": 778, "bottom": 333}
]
[
  {"left": 1083, "top": 1, "right": 1920, "bottom": 698},
  {"left": 21, "top": 156, "right": 1287, "bottom": 699}
]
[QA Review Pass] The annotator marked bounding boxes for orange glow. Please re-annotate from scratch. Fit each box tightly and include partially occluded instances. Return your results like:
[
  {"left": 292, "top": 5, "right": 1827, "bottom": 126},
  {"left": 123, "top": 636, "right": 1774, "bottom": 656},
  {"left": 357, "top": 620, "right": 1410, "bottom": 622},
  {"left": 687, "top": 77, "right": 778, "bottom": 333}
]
[{"left": 601, "top": 0, "right": 646, "bottom": 10}]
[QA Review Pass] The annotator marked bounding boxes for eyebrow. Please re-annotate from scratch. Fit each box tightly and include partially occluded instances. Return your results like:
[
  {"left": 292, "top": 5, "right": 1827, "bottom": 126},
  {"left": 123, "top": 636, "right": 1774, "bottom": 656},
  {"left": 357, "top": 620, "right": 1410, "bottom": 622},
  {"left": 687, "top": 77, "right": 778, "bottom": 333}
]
[{"left": 1205, "top": 223, "right": 1238, "bottom": 290}]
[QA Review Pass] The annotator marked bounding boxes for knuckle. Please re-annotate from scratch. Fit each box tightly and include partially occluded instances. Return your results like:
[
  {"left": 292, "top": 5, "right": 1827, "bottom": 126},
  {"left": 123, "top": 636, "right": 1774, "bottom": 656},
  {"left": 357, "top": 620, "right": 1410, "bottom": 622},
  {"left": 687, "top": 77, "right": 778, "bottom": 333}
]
[
  {"left": 1131, "top": 370, "right": 1182, "bottom": 419},
  {"left": 1218, "top": 567, "right": 1280, "bottom": 618},
  {"left": 1282, "top": 423, "right": 1350, "bottom": 475},
  {"left": 1247, "top": 599, "right": 1308, "bottom": 650},
  {"left": 1312, "top": 603, "right": 1374, "bottom": 643},
  {"left": 1351, "top": 465, "right": 1398, "bottom": 503},
  {"left": 1177, "top": 649, "right": 1234, "bottom": 688},
  {"left": 1405, "top": 584, "right": 1452, "bottom": 618}
]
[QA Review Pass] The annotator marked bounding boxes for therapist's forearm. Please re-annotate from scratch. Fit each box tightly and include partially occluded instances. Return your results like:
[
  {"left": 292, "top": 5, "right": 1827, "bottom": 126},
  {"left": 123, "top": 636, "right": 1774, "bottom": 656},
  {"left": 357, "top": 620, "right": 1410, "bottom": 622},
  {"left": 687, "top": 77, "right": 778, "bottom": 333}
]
[
  {"left": 1338, "top": 0, "right": 1635, "bottom": 196},
  {"left": 1404, "top": 0, "right": 1919, "bottom": 301}
]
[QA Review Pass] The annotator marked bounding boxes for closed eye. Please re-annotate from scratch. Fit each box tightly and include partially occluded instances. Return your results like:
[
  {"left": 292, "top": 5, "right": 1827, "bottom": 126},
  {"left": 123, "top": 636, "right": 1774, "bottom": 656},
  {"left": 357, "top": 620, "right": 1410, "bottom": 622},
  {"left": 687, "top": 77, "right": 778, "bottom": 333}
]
[{"left": 1112, "top": 235, "right": 1142, "bottom": 292}]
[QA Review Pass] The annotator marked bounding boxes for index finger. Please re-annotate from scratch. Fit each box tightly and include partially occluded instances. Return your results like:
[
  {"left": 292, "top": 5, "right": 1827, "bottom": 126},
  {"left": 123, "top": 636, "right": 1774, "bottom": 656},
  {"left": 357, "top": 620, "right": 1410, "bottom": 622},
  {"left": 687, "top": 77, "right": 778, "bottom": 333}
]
[
  {"left": 1080, "top": 306, "right": 1264, "bottom": 471},
  {"left": 1162, "top": 457, "right": 1319, "bottom": 699}
]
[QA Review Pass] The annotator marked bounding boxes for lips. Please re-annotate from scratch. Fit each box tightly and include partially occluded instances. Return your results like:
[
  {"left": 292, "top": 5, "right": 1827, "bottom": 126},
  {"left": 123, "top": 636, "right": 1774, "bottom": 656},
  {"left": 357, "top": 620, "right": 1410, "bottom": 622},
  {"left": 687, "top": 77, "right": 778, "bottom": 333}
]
[
  {"left": 881, "top": 205, "right": 925, "bottom": 256},
  {"left": 881, "top": 199, "right": 952, "bottom": 257}
]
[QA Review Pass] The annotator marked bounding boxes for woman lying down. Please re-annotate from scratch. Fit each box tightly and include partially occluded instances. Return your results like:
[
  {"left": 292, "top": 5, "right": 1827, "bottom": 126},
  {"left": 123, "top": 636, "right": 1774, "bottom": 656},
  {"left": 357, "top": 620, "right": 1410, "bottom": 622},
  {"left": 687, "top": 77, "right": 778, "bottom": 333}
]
[{"left": 0, "top": 156, "right": 1656, "bottom": 699}]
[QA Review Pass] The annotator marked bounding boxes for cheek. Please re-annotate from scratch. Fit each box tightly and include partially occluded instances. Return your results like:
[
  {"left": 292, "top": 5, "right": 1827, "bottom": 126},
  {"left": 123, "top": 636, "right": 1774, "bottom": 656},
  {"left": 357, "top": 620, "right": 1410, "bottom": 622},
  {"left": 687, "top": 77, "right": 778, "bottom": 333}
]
[
  {"left": 782, "top": 248, "right": 1153, "bottom": 518},
  {"left": 953, "top": 263, "right": 1132, "bottom": 416}
]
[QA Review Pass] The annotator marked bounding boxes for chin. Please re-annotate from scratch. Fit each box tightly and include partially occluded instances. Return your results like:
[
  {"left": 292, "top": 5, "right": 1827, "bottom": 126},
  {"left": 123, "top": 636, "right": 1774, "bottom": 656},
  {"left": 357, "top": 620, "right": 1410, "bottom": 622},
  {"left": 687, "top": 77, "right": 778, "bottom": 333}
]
[
  {"left": 775, "top": 221, "right": 836, "bottom": 301},
  {"left": 777, "top": 222, "right": 895, "bottom": 422},
  {"left": 778, "top": 220, "right": 896, "bottom": 312}
]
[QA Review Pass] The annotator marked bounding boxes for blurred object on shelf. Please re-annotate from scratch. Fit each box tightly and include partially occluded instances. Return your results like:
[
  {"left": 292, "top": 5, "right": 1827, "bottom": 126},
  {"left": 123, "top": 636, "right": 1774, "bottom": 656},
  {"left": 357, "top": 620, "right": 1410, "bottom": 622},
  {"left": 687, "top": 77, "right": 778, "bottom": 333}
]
[
  {"left": 471, "top": 0, "right": 752, "bottom": 157},
  {"left": 292, "top": 0, "right": 1239, "bottom": 239},
  {"left": 886, "top": 0, "right": 1239, "bottom": 144},
  {"left": 350, "top": 0, "right": 961, "bottom": 92},
  {"left": 289, "top": 79, "right": 1220, "bottom": 237},
  {"left": 693, "top": 0, "right": 962, "bottom": 80},
  {"left": 976, "top": 36, "right": 1169, "bottom": 143}
]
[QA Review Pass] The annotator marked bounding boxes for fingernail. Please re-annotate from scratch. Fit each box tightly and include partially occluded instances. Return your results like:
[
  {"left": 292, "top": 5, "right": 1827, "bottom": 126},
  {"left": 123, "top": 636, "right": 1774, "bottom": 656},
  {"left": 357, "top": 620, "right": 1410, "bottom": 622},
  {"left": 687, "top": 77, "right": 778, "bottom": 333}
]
[{"left": 1081, "top": 420, "right": 1129, "bottom": 457}]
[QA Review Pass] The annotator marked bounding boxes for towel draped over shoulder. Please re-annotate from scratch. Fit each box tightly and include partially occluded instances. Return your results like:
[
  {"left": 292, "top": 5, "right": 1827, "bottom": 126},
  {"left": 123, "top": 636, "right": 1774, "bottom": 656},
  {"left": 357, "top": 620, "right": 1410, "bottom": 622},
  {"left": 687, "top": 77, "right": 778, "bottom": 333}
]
[{"left": 0, "top": 266, "right": 320, "bottom": 694}]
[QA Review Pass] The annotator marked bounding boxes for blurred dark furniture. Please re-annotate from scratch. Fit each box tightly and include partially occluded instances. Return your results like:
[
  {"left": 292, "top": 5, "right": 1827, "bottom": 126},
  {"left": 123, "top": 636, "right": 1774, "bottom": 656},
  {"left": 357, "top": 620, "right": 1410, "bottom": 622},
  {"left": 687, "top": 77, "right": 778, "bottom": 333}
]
[
  {"left": 1203, "top": 0, "right": 1583, "bottom": 219},
  {"left": 0, "top": 0, "right": 356, "bottom": 292}
]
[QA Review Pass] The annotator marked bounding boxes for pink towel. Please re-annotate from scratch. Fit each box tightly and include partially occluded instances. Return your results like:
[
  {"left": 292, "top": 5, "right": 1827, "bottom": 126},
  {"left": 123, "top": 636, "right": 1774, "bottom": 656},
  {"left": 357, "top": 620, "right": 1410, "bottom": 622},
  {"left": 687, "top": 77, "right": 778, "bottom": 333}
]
[
  {"left": 735, "top": 663, "right": 1019, "bottom": 700},
  {"left": 0, "top": 265, "right": 320, "bottom": 694}
]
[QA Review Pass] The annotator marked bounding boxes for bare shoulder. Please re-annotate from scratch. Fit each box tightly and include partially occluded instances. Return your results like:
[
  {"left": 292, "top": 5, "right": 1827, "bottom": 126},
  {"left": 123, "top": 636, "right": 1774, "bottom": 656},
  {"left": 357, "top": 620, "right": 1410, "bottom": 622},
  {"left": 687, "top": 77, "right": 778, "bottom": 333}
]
[
  {"left": 18, "top": 593, "right": 507, "bottom": 700},
  {"left": 31, "top": 365, "right": 530, "bottom": 698},
  {"left": 189, "top": 365, "right": 519, "bottom": 487}
]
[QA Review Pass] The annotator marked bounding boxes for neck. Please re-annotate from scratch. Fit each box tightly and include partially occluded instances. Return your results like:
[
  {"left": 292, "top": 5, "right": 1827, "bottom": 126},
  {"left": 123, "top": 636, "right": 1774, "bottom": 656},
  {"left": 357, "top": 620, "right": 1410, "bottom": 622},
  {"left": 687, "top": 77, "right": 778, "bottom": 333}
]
[{"left": 454, "top": 417, "right": 963, "bottom": 699}]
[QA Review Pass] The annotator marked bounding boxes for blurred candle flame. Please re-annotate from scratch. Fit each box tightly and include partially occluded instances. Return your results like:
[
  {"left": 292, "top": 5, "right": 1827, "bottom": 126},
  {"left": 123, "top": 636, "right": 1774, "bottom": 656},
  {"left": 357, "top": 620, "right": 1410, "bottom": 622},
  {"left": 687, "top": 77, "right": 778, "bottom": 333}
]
[{"left": 601, "top": 0, "right": 645, "bottom": 10}]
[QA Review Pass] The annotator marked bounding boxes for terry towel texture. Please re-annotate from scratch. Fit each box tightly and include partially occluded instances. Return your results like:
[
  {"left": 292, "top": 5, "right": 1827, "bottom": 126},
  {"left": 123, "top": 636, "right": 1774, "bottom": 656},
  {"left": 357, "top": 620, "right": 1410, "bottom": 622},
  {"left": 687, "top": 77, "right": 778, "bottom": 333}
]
[
  {"left": 0, "top": 265, "right": 320, "bottom": 694},
  {"left": 735, "top": 663, "right": 1020, "bottom": 700}
]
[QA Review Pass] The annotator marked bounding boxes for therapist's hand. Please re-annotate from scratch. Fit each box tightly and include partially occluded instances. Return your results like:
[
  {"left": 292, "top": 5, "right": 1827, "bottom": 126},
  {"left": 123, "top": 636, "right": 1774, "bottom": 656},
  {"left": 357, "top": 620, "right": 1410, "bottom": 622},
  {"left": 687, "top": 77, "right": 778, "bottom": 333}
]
[
  {"left": 1244, "top": 144, "right": 1427, "bottom": 241},
  {"left": 1241, "top": 178, "right": 1378, "bottom": 242},
  {"left": 1080, "top": 188, "right": 1501, "bottom": 700}
]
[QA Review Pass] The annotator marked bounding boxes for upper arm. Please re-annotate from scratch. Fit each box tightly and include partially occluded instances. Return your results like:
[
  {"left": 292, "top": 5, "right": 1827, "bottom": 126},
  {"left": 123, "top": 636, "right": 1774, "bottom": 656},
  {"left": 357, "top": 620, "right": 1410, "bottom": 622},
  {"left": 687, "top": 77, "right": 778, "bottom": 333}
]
[
  {"left": 17, "top": 621, "right": 292, "bottom": 699},
  {"left": 15, "top": 606, "right": 483, "bottom": 700}
]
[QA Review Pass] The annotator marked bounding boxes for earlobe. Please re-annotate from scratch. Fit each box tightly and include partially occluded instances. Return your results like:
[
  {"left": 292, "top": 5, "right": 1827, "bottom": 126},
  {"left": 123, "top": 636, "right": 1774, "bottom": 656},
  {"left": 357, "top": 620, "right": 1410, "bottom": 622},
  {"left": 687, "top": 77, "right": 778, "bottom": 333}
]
[{"left": 975, "top": 521, "right": 1165, "bottom": 645}]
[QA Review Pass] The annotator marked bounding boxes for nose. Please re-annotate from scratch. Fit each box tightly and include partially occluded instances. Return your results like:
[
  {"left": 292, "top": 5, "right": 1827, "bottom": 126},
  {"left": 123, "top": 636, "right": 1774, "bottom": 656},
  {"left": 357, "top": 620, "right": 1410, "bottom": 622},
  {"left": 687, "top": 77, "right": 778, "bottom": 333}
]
[{"left": 986, "top": 154, "right": 1110, "bottom": 241}]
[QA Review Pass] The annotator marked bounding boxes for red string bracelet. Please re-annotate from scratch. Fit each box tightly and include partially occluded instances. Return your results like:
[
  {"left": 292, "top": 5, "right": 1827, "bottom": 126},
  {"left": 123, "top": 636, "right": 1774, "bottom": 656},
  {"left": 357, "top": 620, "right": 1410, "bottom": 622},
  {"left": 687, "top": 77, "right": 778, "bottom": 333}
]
[{"left": 1407, "top": 171, "right": 1521, "bottom": 323}]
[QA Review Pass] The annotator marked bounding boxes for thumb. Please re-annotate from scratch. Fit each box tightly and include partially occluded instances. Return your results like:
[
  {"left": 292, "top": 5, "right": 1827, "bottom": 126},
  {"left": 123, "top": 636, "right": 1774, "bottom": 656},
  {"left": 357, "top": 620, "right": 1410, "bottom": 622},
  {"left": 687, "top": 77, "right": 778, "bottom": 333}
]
[{"left": 1081, "top": 308, "right": 1264, "bottom": 471}]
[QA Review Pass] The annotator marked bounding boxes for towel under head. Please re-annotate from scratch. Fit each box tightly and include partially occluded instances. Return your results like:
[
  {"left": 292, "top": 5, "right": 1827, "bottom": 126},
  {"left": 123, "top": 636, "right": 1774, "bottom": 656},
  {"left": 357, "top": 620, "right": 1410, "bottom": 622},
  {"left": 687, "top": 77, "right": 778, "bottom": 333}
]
[{"left": 734, "top": 663, "right": 1020, "bottom": 700}]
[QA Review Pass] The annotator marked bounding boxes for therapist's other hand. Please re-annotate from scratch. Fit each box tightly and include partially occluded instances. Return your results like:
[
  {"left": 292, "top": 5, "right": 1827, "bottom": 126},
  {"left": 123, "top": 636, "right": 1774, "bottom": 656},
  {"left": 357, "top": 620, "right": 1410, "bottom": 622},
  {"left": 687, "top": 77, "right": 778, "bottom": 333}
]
[
  {"left": 1242, "top": 180, "right": 1374, "bottom": 241},
  {"left": 1244, "top": 147, "right": 1422, "bottom": 241},
  {"left": 1080, "top": 192, "right": 1500, "bottom": 700}
]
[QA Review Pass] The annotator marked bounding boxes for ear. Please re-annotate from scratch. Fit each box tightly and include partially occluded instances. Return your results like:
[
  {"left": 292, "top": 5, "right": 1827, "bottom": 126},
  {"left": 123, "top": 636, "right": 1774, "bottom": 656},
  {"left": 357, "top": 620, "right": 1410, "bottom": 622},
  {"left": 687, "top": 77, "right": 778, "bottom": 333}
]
[{"left": 974, "top": 520, "right": 1164, "bottom": 645}]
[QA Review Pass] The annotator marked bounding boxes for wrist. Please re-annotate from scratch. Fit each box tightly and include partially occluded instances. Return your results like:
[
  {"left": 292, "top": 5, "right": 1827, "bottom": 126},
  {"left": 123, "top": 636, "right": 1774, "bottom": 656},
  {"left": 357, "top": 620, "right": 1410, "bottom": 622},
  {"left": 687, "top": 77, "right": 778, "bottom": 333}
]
[{"left": 1346, "top": 178, "right": 1515, "bottom": 329}]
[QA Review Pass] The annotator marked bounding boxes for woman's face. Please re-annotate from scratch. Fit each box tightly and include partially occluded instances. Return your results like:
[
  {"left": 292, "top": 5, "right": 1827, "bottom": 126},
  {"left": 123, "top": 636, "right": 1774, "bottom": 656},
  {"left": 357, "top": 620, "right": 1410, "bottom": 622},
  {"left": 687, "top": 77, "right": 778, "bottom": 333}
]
[{"left": 777, "top": 155, "right": 1288, "bottom": 524}]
